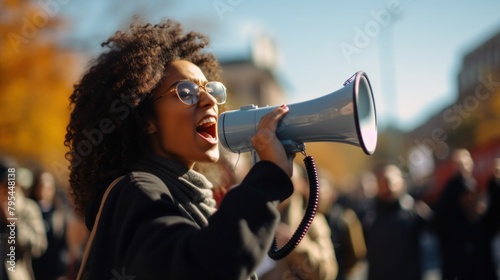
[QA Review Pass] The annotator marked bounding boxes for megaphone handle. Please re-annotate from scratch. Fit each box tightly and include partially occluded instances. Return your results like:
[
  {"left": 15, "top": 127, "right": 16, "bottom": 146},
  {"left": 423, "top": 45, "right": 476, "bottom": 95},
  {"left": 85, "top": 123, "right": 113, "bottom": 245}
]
[
  {"left": 250, "top": 150, "right": 259, "bottom": 165},
  {"left": 268, "top": 155, "right": 319, "bottom": 260}
]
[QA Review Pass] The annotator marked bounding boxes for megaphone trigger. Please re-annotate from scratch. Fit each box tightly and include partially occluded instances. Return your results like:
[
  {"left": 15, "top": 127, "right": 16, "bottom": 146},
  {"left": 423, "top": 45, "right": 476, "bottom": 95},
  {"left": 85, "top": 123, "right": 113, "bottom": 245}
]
[{"left": 280, "top": 140, "right": 305, "bottom": 154}]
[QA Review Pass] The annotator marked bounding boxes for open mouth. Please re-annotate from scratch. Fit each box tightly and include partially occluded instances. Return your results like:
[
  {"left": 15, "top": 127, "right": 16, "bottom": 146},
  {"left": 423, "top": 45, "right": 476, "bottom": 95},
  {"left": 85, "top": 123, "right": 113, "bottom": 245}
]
[{"left": 196, "top": 116, "right": 217, "bottom": 142}]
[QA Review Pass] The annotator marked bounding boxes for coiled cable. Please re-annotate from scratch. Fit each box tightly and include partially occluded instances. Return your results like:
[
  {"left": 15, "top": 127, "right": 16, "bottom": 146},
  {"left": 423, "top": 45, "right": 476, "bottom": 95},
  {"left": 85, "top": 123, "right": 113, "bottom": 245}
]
[{"left": 268, "top": 154, "right": 319, "bottom": 260}]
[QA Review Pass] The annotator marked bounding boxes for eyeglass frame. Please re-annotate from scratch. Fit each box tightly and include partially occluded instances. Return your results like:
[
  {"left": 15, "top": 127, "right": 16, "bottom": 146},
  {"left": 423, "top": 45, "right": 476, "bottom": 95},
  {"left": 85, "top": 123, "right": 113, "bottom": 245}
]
[{"left": 150, "top": 79, "right": 227, "bottom": 105}]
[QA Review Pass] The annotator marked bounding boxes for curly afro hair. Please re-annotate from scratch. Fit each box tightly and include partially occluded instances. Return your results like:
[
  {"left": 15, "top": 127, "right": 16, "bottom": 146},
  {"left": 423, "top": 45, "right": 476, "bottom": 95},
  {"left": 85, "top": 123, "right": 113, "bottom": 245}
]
[{"left": 65, "top": 18, "right": 223, "bottom": 215}]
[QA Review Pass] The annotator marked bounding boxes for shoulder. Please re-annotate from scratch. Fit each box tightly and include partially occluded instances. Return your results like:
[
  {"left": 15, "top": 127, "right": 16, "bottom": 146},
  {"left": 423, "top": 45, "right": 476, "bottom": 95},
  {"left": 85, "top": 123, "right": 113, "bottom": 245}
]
[
  {"left": 86, "top": 171, "right": 179, "bottom": 231},
  {"left": 17, "top": 195, "right": 42, "bottom": 218},
  {"left": 113, "top": 171, "right": 173, "bottom": 201},
  {"left": 399, "top": 194, "right": 415, "bottom": 211}
]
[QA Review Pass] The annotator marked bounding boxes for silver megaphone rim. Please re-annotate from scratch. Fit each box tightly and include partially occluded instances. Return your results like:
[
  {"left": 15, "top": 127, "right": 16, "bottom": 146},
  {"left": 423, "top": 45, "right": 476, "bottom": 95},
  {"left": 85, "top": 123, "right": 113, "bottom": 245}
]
[{"left": 352, "top": 71, "right": 378, "bottom": 155}]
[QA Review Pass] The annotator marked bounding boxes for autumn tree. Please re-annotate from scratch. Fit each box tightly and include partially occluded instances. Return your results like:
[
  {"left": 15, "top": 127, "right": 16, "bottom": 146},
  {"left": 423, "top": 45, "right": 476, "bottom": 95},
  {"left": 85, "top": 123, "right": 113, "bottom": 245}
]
[{"left": 0, "top": 0, "right": 81, "bottom": 185}]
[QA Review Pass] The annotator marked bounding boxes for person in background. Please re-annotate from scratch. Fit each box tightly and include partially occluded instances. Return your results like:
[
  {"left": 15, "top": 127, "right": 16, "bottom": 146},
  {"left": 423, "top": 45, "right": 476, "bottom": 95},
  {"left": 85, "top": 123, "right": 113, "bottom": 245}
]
[
  {"left": 320, "top": 169, "right": 366, "bottom": 280},
  {"left": 434, "top": 149, "right": 499, "bottom": 280},
  {"left": 258, "top": 162, "right": 338, "bottom": 280},
  {"left": 362, "top": 163, "right": 431, "bottom": 280},
  {"left": 64, "top": 202, "right": 89, "bottom": 280},
  {"left": 484, "top": 157, "right": 500, "bottom": 233},
  {"left": 30, "top": 170, "right": 70, "bottom": 280},
  {"left": 0, "top": 156, "right": 47, "bottom": 280},
  {"left": 347, "top": 171, "right": 377, "bottom": 223},
  {"left": 485, "top": 157, "right": 500, "bottom": 277}
]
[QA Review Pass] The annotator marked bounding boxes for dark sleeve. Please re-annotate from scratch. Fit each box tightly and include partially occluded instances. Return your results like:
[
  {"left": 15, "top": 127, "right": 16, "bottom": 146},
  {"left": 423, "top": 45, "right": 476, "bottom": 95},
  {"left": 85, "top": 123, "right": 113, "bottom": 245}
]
[
  {"left": 484, "top": 177, "right": 500, "bottom": 234},
  {"left": 89, "top": 160, "right": 293, "bottom": 280},
  {"left": 433, "top": 175, "right": 462, "bottom": 221}
]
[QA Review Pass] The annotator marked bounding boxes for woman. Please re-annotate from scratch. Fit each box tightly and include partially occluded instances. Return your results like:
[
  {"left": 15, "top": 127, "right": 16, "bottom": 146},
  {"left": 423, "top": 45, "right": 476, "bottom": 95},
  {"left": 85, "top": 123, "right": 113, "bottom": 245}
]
[
  {"left": 65, "top": 19, "right": 294, "bottom": 279},
  {"left": 30, "top": 171, "right": 70, "bottom": 280}
]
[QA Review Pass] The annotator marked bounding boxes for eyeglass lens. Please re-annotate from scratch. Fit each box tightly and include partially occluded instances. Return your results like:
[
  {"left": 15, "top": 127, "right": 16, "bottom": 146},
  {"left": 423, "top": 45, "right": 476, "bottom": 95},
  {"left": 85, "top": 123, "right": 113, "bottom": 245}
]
[{"left": 177, "top": 81, "right": 226, "bottom": 105}]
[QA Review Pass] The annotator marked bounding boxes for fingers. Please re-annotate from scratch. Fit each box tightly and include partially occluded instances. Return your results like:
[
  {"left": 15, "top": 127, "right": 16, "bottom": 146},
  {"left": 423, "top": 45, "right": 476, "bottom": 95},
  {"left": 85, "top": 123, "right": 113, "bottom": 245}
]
[
  {"left": 251, "top": 128, "right": 276, "bottom": 152},
  {"left": 252, "top": 105, "right": 289, "bottom": 151},
  {"left": 251, "top": 105, "right": 293, "bottom": 177},
  {"left": 257, "top": 104, "right": 289, "bottom": 131}
]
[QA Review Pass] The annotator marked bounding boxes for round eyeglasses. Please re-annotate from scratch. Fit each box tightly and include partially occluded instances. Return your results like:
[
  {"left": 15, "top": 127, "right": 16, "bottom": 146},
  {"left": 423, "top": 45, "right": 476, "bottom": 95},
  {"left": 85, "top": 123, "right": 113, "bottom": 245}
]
[{"left": 151, "top": 80, "right": 227, "bottom": 105}]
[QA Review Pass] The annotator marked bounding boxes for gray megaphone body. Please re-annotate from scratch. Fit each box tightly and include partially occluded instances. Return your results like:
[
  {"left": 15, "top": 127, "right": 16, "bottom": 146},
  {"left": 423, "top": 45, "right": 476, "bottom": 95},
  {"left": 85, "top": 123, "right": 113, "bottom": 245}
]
[{"left": 218, "top": 71, "right": 377, "bottom": 155}]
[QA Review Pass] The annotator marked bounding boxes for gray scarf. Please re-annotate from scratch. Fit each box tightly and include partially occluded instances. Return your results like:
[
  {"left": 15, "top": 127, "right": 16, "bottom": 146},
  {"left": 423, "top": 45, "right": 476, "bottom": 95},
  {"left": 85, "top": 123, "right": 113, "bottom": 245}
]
[
  {"left": 134, "top": 154, "right": 259, "bottom": 280},
  {"left": 135, "top": 153, "right": 217, "bottom": 228}
]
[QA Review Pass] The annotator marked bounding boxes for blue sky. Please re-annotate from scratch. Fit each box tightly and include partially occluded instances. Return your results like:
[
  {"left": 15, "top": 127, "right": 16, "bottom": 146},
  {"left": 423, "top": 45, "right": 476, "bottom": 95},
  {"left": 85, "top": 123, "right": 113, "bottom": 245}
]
[{"left": 61, "top": 0, "right": 500, "bottom": 131}]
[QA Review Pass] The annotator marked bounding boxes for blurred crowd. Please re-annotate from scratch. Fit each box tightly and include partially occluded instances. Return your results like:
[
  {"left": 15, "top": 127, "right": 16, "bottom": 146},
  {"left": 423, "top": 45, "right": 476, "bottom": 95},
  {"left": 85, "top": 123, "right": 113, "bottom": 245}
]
[
  {"left": 246, "top": 148, "right": 500, "bottom": 280},
  {"left": 1, "top": 147, "right": 499, "bottom": 280},
  {"left": 0, "top": 156, "right": 87, "bottom": 280}
]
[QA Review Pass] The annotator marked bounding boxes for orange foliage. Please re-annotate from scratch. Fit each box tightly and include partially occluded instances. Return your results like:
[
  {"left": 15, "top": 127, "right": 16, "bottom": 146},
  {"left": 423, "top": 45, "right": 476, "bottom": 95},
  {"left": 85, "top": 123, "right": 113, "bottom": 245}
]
[{"left": 0, "top": 0, "right": 82, "bottom": 185}]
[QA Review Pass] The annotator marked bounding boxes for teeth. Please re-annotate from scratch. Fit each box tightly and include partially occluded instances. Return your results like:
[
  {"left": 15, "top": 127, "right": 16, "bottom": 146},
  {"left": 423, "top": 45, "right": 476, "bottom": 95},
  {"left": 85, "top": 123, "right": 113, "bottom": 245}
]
[{"left": 197, "top": 116, "right": 216, "bottom": 127}]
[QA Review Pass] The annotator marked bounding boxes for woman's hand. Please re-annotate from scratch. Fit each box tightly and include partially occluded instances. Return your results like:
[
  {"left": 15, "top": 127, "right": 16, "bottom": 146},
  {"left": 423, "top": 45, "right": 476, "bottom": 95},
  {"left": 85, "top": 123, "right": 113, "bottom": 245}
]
[{"left": 251, "top": 105, "right": 293, "bottom": 177}]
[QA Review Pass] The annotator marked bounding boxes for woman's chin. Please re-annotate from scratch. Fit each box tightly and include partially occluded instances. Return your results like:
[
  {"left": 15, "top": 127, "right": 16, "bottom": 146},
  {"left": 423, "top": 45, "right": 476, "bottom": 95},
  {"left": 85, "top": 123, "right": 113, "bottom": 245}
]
[{"left": 200, "top": 148, "right": 219, "bottom": 163}]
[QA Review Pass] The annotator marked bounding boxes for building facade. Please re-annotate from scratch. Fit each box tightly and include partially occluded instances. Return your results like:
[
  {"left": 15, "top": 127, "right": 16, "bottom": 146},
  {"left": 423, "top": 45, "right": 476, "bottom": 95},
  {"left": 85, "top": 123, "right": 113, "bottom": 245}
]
[{"left": 404, "top": 30, "right": 500, "bottom": 199}]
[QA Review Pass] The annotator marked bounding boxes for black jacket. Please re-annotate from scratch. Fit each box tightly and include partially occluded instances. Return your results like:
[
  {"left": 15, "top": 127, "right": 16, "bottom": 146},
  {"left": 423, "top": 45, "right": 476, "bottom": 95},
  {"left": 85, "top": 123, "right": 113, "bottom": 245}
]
[
  {"left": 84, "top": 161, "right": 293, "bottom": 280},
  {"left": 434, "top": 173, "right": 499, "bottom": 280},
  {"left": 362, "top": 197, "right": 426, "bottom": 280}
]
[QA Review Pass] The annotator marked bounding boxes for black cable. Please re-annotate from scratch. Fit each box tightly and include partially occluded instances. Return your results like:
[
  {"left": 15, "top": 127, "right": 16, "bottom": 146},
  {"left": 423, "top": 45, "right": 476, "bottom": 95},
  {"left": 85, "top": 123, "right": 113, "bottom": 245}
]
[{"left": 268, "top": 155, "right": 319, "bottom": 260}]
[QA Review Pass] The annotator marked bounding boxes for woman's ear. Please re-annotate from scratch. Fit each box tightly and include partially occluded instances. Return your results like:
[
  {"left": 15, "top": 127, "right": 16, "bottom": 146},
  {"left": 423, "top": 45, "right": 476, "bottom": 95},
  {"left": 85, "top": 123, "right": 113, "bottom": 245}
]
[
  {"left": 144, "top": 117, "right": 157, "bottom": 134},
  {"left": 138, "top": 101, "right": 157, "bottom": 135}
]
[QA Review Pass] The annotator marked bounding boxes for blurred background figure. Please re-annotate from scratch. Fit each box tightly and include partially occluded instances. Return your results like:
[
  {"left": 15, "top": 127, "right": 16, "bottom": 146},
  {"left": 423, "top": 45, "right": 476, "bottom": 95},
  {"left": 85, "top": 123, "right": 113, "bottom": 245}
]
[
  {"left": 64, "top": 206, "right": 88, "bottom": 280},
  {"left": 434, "top": 149, "right": 499, "bottom": 280},
  {"left": 258, "top": 161, "right": 338, "bottom": 280},
  {"left": 486, "top": 158, "right": 500, "bottom": 278},
  {"left": 362, "top": 163, "right": 432, "bottom": 280},
  {"left": 16, "top": 167, "right": 34, "bottom": 199},
  {"left": 320, "top": 169, "right": 367, "bottom": 280},
  {"left": 485, "top": 157, "right": 500, "bottom": 232},
  {"left": 0, "top": 155, "right": 47, "bottom": 280},
  {"left": 30, "top": 170, "right": 70, "bottom": 280},
  {"left": 348, "top": 171, "right": 378, "bottom": 224}
]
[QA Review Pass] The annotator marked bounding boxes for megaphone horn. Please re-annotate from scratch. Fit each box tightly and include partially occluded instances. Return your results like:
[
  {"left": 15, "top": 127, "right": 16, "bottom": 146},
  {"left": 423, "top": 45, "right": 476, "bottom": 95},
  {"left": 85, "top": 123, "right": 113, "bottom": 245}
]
[{"left": 218, "top": 71, "right": 378, "bottom": 155}]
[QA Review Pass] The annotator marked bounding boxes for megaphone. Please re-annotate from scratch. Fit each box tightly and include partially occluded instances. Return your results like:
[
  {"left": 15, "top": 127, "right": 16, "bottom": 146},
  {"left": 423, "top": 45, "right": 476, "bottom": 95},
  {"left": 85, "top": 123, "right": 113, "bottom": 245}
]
[{"left": 218, "top": 71, "right": 377, "bottom": 155}]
